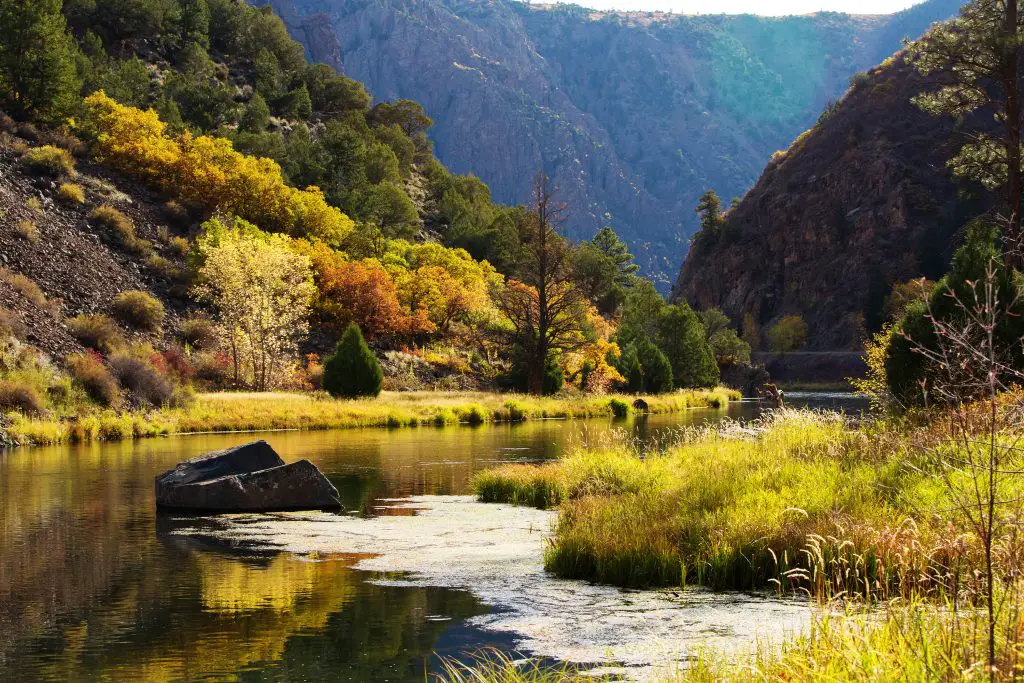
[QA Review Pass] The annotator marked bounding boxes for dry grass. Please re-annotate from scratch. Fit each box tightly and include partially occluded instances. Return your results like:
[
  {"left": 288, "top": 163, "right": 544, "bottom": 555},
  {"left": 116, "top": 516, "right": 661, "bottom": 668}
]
[
  {"left": 14, "top": 219, "right": 39, "bottom": 242},
  {"left": 474, "top": 409, "right": 1000, "bottom": 598},
  {"left": 56, "top": 182, "right": 86, "bottom": 205}
]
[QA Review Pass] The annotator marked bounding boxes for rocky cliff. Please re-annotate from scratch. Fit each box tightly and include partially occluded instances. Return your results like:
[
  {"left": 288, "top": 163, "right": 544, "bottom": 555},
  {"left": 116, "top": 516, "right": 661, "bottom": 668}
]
[
  {"left": 673, "top": 53, "right": 993, "bottom": 350},
  {"left": 260, "top": 0, "right": 961, "bottom": 286}
]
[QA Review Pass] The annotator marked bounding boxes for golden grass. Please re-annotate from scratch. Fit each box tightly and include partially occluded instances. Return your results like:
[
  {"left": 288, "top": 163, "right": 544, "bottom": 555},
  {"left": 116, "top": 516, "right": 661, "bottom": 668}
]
[
  {"left": 3, "top": 387, "right": 739, "bottom": 446},
  {"left": 473, "top": 409, "right": 992, "bottom": 597}
]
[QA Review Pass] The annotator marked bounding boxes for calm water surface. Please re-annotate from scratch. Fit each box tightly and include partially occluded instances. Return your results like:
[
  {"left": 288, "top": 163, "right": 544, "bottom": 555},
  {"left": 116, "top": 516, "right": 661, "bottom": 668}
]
[{"left": 0, "top": 395, "right": 867, "bottom": 681}]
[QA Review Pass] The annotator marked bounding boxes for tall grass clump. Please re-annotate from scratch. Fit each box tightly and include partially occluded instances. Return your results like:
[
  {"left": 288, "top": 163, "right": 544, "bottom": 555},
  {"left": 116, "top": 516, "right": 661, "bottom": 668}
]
[
  {"left": 475, "top": 409, "right": 975, "bottom": 597},
  {"left": 57, "top": 182, "right": 85, "bottom": 204},
  {"left": 437, "top": 650, "right": 591, "bottom": 683},
  {"left": 66, "top": 314, "right": 124, "bottom": 353},
  {"left": 21, "top": 145, "right": 74, "bottom": 176},
  {"left": 111, "top": 290, "right": 165, "bottom": 332}
]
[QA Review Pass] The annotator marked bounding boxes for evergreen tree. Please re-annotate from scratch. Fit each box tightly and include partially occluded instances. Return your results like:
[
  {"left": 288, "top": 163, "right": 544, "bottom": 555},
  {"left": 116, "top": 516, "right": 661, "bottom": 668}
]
[
  {"left": 591, "top": 225, "right": 639, "bottom": 286},
  {"left": 0, "top": 0, "right": 80, "bottom": 121},
  {"left": 239, "top": 92, "right": 270, "bottom": 133},
  {"left": 695, "top": 189, "right": 725, "bottom": 241},
  {"left": 657, "top": 303, "right": 719, "bottom": 388},
  {"left": 909, "top": 0, "right": 1024, "bottom": 264},
  {"left": 635, "top": 339, "right": 673, "bottom": 393},
  {"left": 178, "top": 0, "right": 210, "bottom": 50},
  {"left": 616, "top": 344, "right": 643, "bottom": 392},
  {"left": 617, "top": 279, "right": 666, "bottom": 348},
  {"left": 323, "top": 323, "right": 383, "bottom": 398}
]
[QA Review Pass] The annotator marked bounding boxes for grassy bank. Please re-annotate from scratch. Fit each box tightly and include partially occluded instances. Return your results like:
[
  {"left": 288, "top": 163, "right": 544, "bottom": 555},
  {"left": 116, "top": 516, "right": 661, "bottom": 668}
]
[
  {"left": 3, "top": 387, "right": 739, "bottom": 447},
  {"left": 473, "top": 409, "right": 998, "bottom": 597},
  {"left": 460, "top": 406, "right": 1024, "bottom": 681}
]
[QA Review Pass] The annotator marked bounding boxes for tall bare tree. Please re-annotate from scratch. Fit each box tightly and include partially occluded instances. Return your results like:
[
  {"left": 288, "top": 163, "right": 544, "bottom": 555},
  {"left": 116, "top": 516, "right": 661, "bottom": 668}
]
[{"left": 494, "top": 173, "right": 589, "bottom": 394}]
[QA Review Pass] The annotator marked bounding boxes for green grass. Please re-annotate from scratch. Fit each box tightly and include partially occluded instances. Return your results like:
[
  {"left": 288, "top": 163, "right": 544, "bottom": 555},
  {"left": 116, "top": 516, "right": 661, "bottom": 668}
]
[
  {"left": 3, "top": 388, "right": 739, "bottom": 446},
  {"left": 472, "top": 409, "right": 992, "bottom": 598}
]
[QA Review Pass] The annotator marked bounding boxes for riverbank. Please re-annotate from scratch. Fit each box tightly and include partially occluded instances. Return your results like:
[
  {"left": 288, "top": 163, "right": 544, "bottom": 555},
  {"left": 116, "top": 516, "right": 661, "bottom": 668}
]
[
  {"left": 474, "top": 409, "right": 956, "bottom": 595},
  {"left": 2, "top": 387, "right": 740, "bottom": 447},
  {"left": 461, "top": 404, "right": 1024, "bottom": 680}
]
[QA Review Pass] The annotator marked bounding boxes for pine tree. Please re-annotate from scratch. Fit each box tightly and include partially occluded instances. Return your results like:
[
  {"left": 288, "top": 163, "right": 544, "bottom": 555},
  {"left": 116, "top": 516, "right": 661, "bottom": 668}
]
[
  {"left": 908, "top": 0, "right": 1024, "bottom": 264},
  {"left": 322, "top": 323, "right": 383, "bottom": 398},
  {"left": 658, "top": 303, "right": 719, "bottom": 388},
  {"left": 694, "top": 190, "right": 725, "bottom": 240},
  {"left": 636, "top": 339, "right": 673, "bottom": 394},
  {"left": 0, "top": 0, "right": 81, "bottom": 121},
  {"left": 591, "top": 225, "right": 639, "bottom": 287}
]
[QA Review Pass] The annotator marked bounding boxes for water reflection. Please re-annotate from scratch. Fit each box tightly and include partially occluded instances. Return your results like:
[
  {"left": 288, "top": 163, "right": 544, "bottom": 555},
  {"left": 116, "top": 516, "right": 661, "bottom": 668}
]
[{"left": 0, "top": 396, "right": 867, "bottom": 681}]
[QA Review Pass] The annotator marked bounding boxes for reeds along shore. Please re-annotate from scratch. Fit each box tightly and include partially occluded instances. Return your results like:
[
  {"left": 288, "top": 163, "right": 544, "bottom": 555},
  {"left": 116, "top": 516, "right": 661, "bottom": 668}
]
[
  {"left": 472, "top": 408, "right": 1017, "bottom": 598},
  {"left": 2, "top": 387, "right": 739, "bottom": 447},
  {"left": 462, "top": 406, "right": 1024, "bottom": 681}
]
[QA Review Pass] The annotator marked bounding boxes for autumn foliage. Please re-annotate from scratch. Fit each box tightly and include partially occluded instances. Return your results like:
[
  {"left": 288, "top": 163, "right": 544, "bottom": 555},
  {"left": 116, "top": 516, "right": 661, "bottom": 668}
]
[{"left": 81, "top": 91, "right": 354, "bottom": 244}]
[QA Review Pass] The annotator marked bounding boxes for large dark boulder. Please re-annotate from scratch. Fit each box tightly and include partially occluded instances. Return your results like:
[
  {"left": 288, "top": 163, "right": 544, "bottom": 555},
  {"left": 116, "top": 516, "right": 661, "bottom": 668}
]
[{"left": 155, "top": 441, "right": 342, "bottom": 512}]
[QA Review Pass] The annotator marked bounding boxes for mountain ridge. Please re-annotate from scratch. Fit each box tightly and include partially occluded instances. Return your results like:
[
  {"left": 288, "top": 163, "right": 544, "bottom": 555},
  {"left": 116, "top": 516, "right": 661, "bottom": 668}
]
[
  {"left": 261, "top": 0, "right": 963, "bottom": 285},
  {"left": 673, "top": 50, "right": 995, "bottom": 350}
]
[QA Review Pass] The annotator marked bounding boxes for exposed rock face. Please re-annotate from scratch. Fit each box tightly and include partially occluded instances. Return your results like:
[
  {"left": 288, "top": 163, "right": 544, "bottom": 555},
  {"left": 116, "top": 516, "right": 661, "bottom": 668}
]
[
  {"left": 258, "top": 0, "right": 960, "bottom": 286},
  {"left": 674, "top": 53, "right": 996, "bottom": 350},
  {"left": 155, "top": 441, "right": 342, "bottom": 512}
]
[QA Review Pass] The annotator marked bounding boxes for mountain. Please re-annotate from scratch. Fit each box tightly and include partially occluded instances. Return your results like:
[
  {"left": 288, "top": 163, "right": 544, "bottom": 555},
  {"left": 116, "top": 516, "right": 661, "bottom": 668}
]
[
  {"left": 672, "top": 51, "right": 995, "bottom": 350},
  {"left": 259, "top": 0, "right": 963, "bottom": 286}
]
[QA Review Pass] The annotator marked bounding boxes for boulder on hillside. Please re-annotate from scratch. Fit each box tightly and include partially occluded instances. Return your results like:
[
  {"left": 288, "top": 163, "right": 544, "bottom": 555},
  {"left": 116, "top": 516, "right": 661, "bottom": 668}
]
[{"left": 155, "top": 440, "right": 342, "bottom": 512}]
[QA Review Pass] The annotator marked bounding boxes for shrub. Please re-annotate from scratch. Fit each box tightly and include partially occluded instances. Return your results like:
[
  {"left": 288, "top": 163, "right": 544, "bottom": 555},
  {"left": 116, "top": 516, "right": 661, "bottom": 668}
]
[
  {"left": 146, "top": 254, "right": 181, "bottom": 278},
  {"left": 167, "top": 236, "right": 190, "bottom": 257},
  {"left": 16, "top": 122, "right": 38, "bottom": 141},
  {"left": 57, "top": 183, "right": 85, "bottom": 204},
  {"left": 38, "top": 130, "right": 86, "bottom": 157},
  {"left": 14, "top": 219, "right": 39, "bottom": 242},
  {"left": 0, "top": 381, "right": 44, "bottom": 415},
  {"left": 180, "top": 316, "right": 218, "bottom": 350},
  {"left": 90, "top": 205, "right": 149, "bottom": 254},
  {"left": 767, "top": 315, "right": 810, "bottom": 352},
  {"left": 608, "top": 397, "right": 630, "bottom": 418},
  {"left": 0, "top": 268, "right": 57, "bottom": 315},
  {"left": 192, "top": 351, "right": 230, "bottom": 386},
  {"left": 108, "top": 353, "right": 175, "bottom": 408},
  {"left": 111, "top": 291, "right": 165, "bottom": 332},
  {"left": 162, "top": 200, "right": 190, "bottom": 227},
  {"left": 21, "top": 145, "right": 74, "bottom": 176},
  {"left": 0, "top": 307, "right": 26, "bottom": 340},
  {"left": 26, "top": 197, "right": 41, "bottom": 213},
  {"left": 66, "top": 314, "right": 124, "bottom": 353},
  {"left": 322, "top": 323, "right": 383, "bottom": 398},
  {"left": 67, "top": 352, "right": 119, "bottom": 407}
]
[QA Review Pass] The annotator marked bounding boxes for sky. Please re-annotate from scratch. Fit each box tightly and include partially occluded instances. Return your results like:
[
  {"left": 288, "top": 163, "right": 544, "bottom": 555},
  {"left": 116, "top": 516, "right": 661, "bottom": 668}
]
[{"left": 548, "top": 0, "right": 925, "bottom": 15}]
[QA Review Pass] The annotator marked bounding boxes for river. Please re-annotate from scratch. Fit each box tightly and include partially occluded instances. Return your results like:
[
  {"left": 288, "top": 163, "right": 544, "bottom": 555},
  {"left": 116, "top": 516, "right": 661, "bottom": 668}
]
[{"left": 0, "top": 393, "right": 867, "bottom": 681}]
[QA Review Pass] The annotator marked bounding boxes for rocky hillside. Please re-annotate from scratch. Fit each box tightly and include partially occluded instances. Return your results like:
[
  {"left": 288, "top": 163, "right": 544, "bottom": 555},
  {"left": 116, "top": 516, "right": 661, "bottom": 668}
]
[
  {"left": 261, "top": 0, "right": 962, "bottom": 286},
  {"left": 673, "top": 52, "right": 994, "bottom": 350},
  {"left": 0, "top": 131, "right": 191, "bottom": 361}
]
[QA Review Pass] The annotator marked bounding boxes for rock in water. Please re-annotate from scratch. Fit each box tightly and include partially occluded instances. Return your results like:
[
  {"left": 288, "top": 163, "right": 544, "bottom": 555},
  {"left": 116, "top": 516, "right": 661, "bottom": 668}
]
[{"left": 155, "top": 440, "right": 342, "bottom": 512}]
